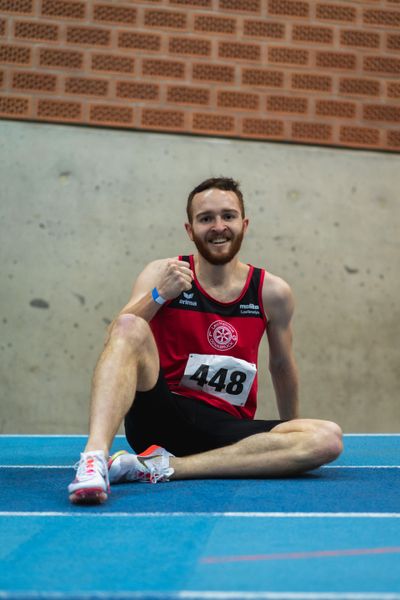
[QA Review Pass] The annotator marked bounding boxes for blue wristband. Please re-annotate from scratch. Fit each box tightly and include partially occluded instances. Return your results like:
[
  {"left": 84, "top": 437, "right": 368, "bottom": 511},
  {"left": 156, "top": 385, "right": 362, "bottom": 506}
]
[{"left": 152, "top": 287, "right": 166, "bottom": 305}]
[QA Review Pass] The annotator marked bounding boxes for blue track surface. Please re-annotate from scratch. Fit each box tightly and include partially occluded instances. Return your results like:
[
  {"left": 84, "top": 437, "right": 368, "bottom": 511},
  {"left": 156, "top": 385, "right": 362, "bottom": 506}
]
[{"left": 0, "top": 434, "right": 399, "bottom": 599}]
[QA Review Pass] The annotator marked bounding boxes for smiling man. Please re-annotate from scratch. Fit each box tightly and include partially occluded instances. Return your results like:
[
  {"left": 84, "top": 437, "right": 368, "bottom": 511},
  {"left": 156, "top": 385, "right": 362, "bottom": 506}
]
[{"left": 68, "top": 177, "right": 342, "bottom": 504}]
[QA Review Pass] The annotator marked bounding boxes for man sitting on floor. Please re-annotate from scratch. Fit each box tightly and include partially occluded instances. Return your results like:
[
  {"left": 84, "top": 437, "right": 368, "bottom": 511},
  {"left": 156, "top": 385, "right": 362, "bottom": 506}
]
[{"left": 68, "top": 177, "right": 343, "bottom": 504}]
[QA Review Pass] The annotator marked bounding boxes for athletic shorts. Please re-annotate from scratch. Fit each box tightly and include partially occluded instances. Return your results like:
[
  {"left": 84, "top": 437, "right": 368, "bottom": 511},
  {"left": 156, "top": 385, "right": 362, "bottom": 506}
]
[{"left": 124, "top": 370, "right": 284, "bottom": 456}]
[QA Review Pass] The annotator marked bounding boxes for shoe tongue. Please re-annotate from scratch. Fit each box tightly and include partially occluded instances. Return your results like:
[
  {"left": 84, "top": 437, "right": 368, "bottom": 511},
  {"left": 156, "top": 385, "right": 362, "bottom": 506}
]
[{"left": 82, "top": 450, "right": 105, "bottom": 459}]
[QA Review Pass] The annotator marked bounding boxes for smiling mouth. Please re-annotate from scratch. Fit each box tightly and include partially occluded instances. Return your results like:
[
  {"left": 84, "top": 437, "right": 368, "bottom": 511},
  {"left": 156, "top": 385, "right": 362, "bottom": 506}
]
[{"left": 209, "top": 237, "right": 230, "bottom": 245}]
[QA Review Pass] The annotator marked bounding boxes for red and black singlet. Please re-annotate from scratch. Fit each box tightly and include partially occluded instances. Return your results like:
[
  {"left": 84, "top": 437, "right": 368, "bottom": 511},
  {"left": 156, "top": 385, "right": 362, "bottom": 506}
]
[{"left": 149, "top": 255, "right": 268, "bottom": 419}]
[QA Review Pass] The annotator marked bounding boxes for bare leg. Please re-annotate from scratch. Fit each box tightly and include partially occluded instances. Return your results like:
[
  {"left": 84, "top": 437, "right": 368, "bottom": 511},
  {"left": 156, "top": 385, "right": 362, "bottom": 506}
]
[
  {"left": 85, "top": 314, "right": 159, "bottom": 455},
  {"left": 170, "top": 419, "right": 343, "bottom": 479}
]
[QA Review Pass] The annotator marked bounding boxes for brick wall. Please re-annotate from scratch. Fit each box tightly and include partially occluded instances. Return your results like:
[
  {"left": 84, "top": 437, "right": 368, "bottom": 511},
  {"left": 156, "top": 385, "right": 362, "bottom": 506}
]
[{"left": 0, "top": 0, "right": 399, "bottom": 151}]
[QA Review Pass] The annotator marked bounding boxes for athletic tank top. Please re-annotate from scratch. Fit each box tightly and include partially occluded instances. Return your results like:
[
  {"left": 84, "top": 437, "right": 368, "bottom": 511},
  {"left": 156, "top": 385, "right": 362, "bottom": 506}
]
[{"left": 149, "top": 255, "right": 268, "bottom": 419}]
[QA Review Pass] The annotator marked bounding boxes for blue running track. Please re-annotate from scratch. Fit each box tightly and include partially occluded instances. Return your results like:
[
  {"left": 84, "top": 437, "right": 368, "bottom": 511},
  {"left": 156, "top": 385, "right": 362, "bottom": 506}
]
[{"left": 0, "top": 434, "right": 399, "bottom": 599}]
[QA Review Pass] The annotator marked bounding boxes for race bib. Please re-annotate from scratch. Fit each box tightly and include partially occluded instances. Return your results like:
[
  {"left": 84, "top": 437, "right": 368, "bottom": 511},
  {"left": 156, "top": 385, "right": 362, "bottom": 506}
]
[{"left": 180, "top": 354, "right": 257, "bottom": 407}]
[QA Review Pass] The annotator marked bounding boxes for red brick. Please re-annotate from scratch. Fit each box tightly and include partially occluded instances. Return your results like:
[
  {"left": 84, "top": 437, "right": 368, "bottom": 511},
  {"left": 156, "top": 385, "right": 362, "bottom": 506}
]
[
  {"left": 269, "top": 46, "right": 309, "bottom": 65},
  {"left": 40, "top": 48, "right": 83, "bottom": 69},
  {"left": 142, "top": 58, "right": 185, "bottom": 79},
  {"left": 219, "top": 0, "right": 261, "bottom": 13},
  {"left": 192, "top": 112, "right": 235, "bottom": 133},
  {"left": 363, "top": 104, "right": 400, "bottom": 123},
  {"left": 169, "top": 36, "right": 211, "bottom": 57},
  {"left": 242, "top": 117, "right": 284, "bottom": 137},
  {"left": 116, "top": 81, "right": 159, "bottom": 101},
  {"left": 167, "top": 85, "right": 210, "bottom": 105},
  {"left": 91, "top": 53, "right": 134, "bottom": 74},
  {"left": 0, "top": 44, "right": 31, "bottom": 65},
  {"left": 219, "top": 41, "right": 261, "bottom": 61},
  {"left": 339, "top": 77, "right": 380, "bottom": 97},
  {"left": 388, "top": 82, "right": 400, "bottom": 98},
  {"left": 41, "top": 0, "right": 85, "bottom": 19},
  {"left": 292, "top": 121, "right": 332, "bottom": 141},
  {"left": 192, "top": 63, "right": 235, "bottom": 83},
  {"left": 364, "top": 56, "right": 400, "bottom": 75},
  {"left": 363, "top": 9, "right": 400, "bottom": 28},
  {"left": 118, "top": 31, "right": 161, "bottom": 51},
  {"left": 387, "top": 130, "right": 400, "bottom": 148},
  {"left": 65, "top": 76, "right": 108, "bottom": 97},
  {"left": 90, "top": 103, "right": 134, "bottom": 126},
  {"left": 93, "top": 3, "right": 137, "bottom": 25},
  {"left": 316, "top": 51, "right": 356, "bottom": 70},
  {"left": 340, "top": 126, "right": 380, "bottom": 146},
  {"left": 292, "top": 24, "right": 333, "bottom": 44},
  {"left": 66, "top": 26, "right": 111, "bottom": 47},
  {"left": 194, "top": 14, "right": 236, "bottom": 34},
  {"left": 340, "top": 30, "right": 380, "bottom": 49},
  {"left": 0, "top": 95, "right": 30, "bottom": 116},
  {"left": 218, "top": 90, "right": 259, "bottom": 110},
  {"left": 292, "top": 73, "right": 332, "bottom": 92},
  {"left": 12, "top": 71, "right": 57, "bottom": 92},
  {"left": 242, "top": 68, "right": 284, "bottom": 88},
  {"left": 37, "top": 98, "right": 81, "bottom": 121},
  {"left": 268, "top": 0, "right": 309, "bottom": 17},
  {"left": 144, "top": 9, "right": 187, "bottom": 29},
  {"left": 141, "top": 108, "right": 185, "bottom": 130},
  {"left": 14, "top": 20, "right": 59, "bottom": 42},
  {"left": 316, "top": 3, "right": 356, "bottom": 22},
  {"left": 244, "top": 20, "right": 285, "bottom": 39},
  {"left": 388, "top": 34, "right": 400, "bottom": 51},
  {"left": 267, "top": 95, "right": 308, "bottom": 114},
  {"left": 316, "top": 99, "right": 356, "bottom": 118},
  {"left": 0, "top": 0, "right": 33, "bottom": 14}
]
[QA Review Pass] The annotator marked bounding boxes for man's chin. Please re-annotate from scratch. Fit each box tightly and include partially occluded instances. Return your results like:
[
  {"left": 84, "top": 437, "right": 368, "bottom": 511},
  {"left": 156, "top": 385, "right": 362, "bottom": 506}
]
[
  {"left": 192, "top": 230, "right": 245, "bottom": 266},
  {"left": 203, "top": 252, "right": 234, "bottom": 265},
  {"left": 197, "top": 245, "right": 237, "bottom": 265}
]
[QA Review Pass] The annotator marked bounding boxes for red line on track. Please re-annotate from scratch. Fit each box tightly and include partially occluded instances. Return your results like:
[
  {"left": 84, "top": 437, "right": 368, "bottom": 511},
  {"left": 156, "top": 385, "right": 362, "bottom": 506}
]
[{"left": 201, "top": 546, "right": 400, "bottom": 564}]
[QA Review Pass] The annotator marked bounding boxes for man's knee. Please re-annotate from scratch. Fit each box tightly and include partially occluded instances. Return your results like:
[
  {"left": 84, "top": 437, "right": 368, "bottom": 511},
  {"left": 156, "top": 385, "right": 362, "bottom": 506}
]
[
  {"left": 308, "top": 420, "right": 343, "bottom": 466},
  {"left": 109, "top": 314, "right": 152, "bottom": 350}
]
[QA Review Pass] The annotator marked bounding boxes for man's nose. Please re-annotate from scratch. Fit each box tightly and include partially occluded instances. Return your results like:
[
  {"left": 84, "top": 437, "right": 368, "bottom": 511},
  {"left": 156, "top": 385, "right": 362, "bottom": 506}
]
[{"left": 212, "top": 216, "right": 226, "bottom": 231}]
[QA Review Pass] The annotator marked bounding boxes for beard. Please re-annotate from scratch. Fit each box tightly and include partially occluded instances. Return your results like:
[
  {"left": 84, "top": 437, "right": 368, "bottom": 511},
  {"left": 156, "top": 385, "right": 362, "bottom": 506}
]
[{"left": 192, "top": 226, "right": 245, "bottom": 265}]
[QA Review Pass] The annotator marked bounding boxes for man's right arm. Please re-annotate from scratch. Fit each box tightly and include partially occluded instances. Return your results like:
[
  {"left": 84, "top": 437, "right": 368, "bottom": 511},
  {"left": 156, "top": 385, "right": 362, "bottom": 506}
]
[{"left": 118, "top": 258, "right": 193, "bottom": 322}]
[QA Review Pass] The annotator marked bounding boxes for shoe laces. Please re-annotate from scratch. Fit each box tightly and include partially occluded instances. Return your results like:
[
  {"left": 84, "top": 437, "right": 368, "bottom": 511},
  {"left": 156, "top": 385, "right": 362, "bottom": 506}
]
[
  {"left": 140, "top": 455, "right": 173, "bottom": 483},
  {"left": 74, "top": 453, "right": 106, "bottom": 482}
]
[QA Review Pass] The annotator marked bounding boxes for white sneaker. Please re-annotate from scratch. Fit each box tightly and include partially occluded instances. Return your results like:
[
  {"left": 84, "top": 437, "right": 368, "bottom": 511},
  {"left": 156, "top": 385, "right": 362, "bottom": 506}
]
[
  {"left": 108, "top": 445, "right": 174, "bottom": 484},
  {"left": 68, "top": 450, "right": 110, "bottom": 504}
]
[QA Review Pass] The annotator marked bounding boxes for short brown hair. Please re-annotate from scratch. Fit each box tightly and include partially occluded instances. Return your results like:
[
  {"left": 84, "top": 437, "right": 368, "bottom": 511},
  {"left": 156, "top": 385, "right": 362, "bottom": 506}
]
[{"left": 186, "top": 177, "right": 245, "bottom": 223}]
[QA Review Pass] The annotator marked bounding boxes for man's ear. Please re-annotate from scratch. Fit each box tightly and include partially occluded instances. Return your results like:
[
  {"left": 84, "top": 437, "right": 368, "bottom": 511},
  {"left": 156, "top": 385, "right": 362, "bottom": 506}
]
[
  {"left": 185, "top": 222, "right": 194, "bottom": 241},
  {"left": 243, "top": 218, "right": 249, "bottom": 233}
]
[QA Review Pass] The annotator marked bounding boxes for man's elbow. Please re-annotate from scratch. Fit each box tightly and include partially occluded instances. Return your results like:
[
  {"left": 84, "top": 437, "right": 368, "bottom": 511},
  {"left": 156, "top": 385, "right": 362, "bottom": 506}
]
[{"left": 269, "top": 356, "right": 298, "bottom": 378}]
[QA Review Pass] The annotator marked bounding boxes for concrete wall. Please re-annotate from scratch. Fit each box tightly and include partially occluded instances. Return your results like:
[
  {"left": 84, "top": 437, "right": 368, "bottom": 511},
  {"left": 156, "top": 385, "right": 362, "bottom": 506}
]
[{"left": 1, "top": 119, "right": 399, "bottom": 433}]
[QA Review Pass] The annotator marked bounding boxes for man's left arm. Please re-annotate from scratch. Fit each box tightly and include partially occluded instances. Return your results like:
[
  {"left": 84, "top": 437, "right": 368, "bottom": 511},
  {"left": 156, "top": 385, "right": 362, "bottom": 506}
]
[{"left": 263, "top": 275, "right": 299, "bottom": 421}]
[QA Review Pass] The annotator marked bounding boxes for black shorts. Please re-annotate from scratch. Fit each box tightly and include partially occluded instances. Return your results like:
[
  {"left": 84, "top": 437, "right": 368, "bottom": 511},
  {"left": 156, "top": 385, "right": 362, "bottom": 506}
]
[{"left": 124, "top": 370, "right": 284, "bottom": 456}]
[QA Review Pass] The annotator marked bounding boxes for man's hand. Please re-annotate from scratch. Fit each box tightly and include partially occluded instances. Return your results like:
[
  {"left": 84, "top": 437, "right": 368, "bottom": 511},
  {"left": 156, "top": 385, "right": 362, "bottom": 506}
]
[{"left": 157, "top": 259, "right": 194, "bottom": 300}]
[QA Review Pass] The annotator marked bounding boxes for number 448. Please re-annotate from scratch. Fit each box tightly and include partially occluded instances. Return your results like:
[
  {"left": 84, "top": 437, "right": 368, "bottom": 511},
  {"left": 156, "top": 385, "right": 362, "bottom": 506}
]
[{"left": 189, "top": 364, "right": 246, "bottom": 396}]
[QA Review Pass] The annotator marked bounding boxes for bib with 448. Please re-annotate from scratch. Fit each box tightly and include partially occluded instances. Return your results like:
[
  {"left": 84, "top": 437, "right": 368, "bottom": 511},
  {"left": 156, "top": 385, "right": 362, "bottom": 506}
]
[{"left": 180, "top": 354, "right": 257, "bottom": 407}]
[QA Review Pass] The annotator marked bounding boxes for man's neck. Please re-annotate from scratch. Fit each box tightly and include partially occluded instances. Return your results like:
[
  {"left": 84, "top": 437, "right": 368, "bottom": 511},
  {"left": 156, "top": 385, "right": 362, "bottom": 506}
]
[{"left": 193, "top": 254, "right": 248, "bottom": 297}]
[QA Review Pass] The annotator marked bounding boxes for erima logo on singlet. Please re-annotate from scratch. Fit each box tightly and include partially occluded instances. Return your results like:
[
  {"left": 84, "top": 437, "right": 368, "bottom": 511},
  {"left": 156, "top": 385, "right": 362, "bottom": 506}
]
[{"left": 179, "top": 291, "right": 197, "bottom": 307}]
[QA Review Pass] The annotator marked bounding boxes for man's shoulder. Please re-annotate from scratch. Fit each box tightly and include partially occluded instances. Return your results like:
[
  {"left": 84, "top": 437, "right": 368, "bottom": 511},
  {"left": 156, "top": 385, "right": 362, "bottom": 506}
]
[{"left": 261, "top": 271, "right": 294, "bottom": 322}]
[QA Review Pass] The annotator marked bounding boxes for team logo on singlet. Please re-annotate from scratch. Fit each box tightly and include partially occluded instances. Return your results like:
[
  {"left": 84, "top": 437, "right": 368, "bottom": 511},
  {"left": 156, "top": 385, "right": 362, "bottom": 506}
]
[{"left": 207, "top": 320, "right": 238, "bottom": 351}]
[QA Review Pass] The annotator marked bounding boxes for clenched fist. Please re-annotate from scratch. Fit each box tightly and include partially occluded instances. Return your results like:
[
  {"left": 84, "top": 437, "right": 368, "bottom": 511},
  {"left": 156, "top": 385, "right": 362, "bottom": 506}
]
[{"left": 157, "top": 259, "right": 193, "bottom": 300}]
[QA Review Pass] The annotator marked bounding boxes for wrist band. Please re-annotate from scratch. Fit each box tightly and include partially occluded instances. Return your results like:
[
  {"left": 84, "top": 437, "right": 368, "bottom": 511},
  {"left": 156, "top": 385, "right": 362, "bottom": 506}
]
[{"left": 152, "top": 287, "right": 167, "bottom": 305}]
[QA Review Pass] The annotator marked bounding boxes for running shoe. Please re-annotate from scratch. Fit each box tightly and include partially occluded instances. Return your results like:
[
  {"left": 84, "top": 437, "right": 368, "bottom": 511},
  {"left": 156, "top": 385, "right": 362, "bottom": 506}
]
[
  {"left": 108, "top": 445, "right": 174, "bottom": 484},
  {"left": 68, "top": 450, "right": 110, "bottom": 504}
]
